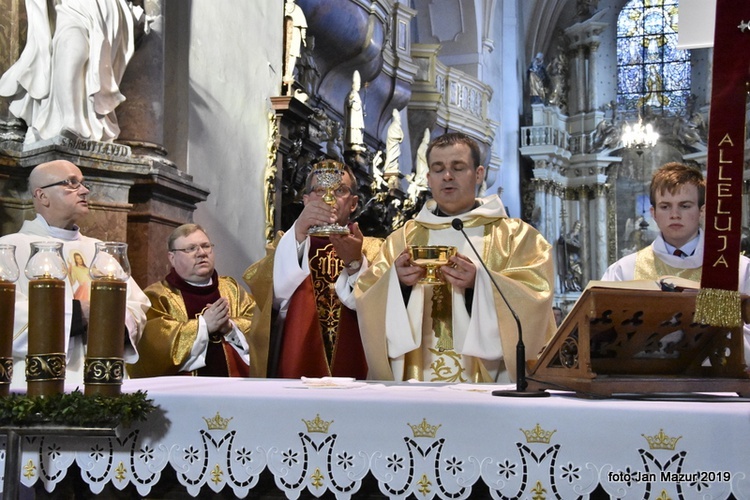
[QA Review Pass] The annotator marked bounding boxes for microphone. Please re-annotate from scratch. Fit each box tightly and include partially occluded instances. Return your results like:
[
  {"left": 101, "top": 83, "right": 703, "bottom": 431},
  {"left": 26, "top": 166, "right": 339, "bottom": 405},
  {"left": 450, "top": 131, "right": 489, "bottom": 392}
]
[{"left": 451, "top": 218, "right": 548, "bottom": 397}]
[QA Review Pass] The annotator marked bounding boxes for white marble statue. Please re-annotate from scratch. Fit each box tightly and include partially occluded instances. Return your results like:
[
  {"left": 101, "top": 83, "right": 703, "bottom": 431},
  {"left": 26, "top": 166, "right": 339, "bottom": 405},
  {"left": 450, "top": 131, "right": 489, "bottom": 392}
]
[
  {"left": 405, "top": 127, "right": 430, "bottom": 206},
  {"left": 413, "top": 127, "right": 430, "bottom": 189},
  {"left": 371, "top": 151, "right": 387, "bottom": 191},
  {"left": 0, "top": 0, "right": 145, "bottom": 146},
  {"left": 283, "top": 0, "right": 307, "bottom": 88},
  {"left": 383, "top": 109, "right": 403, "bottom": 175},
  {"left": 345, "top": 70, "right": 365, "bottom": 152}
]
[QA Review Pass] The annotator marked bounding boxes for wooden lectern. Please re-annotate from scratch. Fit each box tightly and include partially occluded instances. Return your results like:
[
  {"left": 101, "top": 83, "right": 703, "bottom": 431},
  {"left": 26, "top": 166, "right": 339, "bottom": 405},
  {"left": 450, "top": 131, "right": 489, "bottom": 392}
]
[{"left": 527, "top": 286, "right": 750, "bottom": 397}]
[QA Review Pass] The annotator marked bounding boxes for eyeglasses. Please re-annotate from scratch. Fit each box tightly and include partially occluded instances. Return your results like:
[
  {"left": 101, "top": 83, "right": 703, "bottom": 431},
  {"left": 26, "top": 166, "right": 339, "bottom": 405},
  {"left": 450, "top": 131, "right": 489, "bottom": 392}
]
[
  {"left": 39, "top": 178, "right": 91, "bottom": 191},
  {"left": 309, "top": 185, "right": 352, "bottom": 198},
  {"left": 170, "top": 243, "right": 215, "bottom": 255}
]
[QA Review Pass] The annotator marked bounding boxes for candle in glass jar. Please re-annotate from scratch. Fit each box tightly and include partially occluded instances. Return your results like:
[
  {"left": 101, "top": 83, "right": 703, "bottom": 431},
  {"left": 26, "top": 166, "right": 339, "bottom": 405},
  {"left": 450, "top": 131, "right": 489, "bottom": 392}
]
[
  {"left": 84, "top": 279, "right": 127, "bottom": 397},
  {"left": 27, "top": 277, "right": 66, "bottom": 397},
  {"left": 0, "top": 282, "right": 15, "bottom": 396}
]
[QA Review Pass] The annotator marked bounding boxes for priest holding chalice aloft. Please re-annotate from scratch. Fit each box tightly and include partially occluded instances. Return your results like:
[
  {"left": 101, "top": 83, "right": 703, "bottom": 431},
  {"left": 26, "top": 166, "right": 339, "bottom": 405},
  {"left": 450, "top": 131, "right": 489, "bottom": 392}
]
[{"left": 356, "top": 133, "right": 556, "bottom": 384}]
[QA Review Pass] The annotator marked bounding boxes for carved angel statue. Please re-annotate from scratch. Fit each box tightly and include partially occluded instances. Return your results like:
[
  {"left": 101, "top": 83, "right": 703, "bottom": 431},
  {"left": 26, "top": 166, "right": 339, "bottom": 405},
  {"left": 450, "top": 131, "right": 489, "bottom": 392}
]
[
  {"left": 591, "top": 118, "right": 619, "bottom": 152},
  {"left": 673, "top": 94, "right": 706, "bottom": 148},
  {"left": 370, "top": 151, "right": 387, "bottom": 192},
  {"left": 0, "top": 0, "right": 148, "bottom": 145}
]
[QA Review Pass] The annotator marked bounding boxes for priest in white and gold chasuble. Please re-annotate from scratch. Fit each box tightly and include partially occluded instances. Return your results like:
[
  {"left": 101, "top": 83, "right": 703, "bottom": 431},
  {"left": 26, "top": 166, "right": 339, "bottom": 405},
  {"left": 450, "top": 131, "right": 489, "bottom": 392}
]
[{"left": 355, "top": 133, "right": 556, "bottom": 383}]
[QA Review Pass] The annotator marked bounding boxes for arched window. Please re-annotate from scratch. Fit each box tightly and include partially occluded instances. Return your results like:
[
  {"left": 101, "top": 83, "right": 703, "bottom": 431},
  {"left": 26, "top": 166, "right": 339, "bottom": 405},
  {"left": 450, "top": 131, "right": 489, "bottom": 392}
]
[{"left": 616, "top": 0, "right": 690, "bottom": 113}]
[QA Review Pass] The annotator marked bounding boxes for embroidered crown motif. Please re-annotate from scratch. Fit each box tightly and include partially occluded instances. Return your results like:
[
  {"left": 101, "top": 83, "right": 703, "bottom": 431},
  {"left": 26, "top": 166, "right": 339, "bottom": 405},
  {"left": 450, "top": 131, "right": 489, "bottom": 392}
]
[
  {"left": 203, "top": 412, "right": 232, "bottom": 430},
  {"left": 520, "top": 423, "right": 556, "bottom": 444},
  {"left": 642, "top": 429, "right": 681, "bottom": 450},
  {"left": 303, "top": 414, "right": 333, "bottom": 433},
  {"left": 408, "top": 418, "right": 441, "bottom": 438}
]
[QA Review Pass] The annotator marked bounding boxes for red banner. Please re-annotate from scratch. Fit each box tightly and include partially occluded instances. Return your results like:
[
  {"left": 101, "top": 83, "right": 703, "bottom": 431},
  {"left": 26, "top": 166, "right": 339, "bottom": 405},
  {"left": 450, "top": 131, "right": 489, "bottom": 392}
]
[{"left": 696, "top": 0, "right": 750, "bottom": 327}]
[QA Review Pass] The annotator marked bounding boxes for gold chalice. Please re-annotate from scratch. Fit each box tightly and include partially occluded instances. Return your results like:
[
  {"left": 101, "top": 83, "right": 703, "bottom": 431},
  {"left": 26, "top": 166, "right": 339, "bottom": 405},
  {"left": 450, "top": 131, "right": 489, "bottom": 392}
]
[
  {"left": 410, "top": 245, "right": 457, "bottom": 285},
  {"left": 308, "top": 160, "right": 351, "bottom": 237}
]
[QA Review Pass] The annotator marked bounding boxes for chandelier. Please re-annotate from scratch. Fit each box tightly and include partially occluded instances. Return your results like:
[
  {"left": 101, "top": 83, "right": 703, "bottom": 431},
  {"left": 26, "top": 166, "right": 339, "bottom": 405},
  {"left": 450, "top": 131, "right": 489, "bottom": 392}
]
[{"left": 621, "top": 117, "right": 659, "bottom": 153}]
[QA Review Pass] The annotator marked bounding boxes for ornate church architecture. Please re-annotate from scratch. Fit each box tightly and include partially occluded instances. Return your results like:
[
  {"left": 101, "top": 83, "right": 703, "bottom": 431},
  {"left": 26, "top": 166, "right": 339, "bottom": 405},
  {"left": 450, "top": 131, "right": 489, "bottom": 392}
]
[{"left": 0, "top": 0, "right": 734, "bottom": 314}]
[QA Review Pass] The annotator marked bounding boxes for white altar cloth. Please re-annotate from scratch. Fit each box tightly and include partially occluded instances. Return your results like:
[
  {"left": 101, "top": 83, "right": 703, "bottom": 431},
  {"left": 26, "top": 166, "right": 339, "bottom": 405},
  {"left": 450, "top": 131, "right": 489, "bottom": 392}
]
[{"left": 2, "top": 377, "right": 750, "bottom": 499}]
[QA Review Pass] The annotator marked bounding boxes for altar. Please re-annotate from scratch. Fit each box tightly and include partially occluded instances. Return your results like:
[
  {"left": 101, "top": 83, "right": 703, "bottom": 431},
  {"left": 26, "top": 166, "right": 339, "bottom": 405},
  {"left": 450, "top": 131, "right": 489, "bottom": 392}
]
[{"left": 2, "top": 377, "right": 749, "bottom": 499}]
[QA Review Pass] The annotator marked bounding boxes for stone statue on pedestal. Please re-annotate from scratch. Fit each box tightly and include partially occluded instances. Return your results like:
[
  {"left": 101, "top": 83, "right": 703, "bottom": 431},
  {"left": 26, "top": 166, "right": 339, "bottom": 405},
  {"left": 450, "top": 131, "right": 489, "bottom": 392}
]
[
  {"left": 547, "top": 51, "right": 569, "bottom": 112},
  {"left": 298, "top": 35, "right": 319, "bottom": 97},
  {"left": 527, "top": 52, "right": 549, "bottom": 105},
  {"left": 283, "top": 0, "right": 307, "bottom": 93},
  {"left": 345, "top": 70, "right": 366, "bottom": 152},
  {"left": 383, "top": 109, "right": 403, "bottom": 176},
  {"left": 0, "top": 0, "right": 146, "bottom": 146},
  {"left": 405, "top": 127, "right": 430, "bottom": 205},
  {"left": 371, "top": 151, "right": 387, "bottom": 193},
  {"left": 557, "top": 220, "right": 583, "bottom": 292}
]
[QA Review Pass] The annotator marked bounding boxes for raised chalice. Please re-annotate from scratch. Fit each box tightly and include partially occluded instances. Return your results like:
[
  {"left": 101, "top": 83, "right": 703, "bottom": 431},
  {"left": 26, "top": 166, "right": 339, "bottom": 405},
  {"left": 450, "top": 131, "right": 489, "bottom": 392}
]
[
  {"left": 308, "top": 159, "right": 351, "bottom": 237},
  {"left": 410, "top": 245, "right": 457, "bottom": 285}
]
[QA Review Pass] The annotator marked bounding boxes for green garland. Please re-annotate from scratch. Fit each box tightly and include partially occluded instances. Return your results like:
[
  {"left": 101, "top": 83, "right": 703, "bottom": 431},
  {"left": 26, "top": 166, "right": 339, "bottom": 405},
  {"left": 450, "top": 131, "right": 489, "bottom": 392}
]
[{"left": 0, "top": 390, "right": 156, "bottom": 427}]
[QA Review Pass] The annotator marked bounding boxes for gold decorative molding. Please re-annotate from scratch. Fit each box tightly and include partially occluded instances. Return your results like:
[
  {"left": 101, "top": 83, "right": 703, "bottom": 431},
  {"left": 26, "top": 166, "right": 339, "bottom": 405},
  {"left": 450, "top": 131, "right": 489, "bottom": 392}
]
[{"left": 264, "top": 109, "right": 280, "bottom": 244}]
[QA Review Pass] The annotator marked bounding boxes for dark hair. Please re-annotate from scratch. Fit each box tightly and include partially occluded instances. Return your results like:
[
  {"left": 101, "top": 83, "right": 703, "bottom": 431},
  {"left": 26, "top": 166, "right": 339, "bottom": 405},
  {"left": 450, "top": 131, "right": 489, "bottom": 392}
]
[
  {"left": 304, "top": 160, "right": 359, "bottom": 197},
  {"left": 425, "top": 132, "right": 482, "bottom": 169},
  {"left": 649, "top": 162, "right": 705, "bottom": 207}
]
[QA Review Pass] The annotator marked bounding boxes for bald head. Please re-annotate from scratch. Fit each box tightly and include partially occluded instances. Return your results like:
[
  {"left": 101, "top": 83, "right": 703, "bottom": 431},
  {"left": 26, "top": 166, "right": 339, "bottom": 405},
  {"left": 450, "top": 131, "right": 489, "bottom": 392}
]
[
  {"left": 30, "top": 160, "right": 90, "bottom": 229},
  {"left": 29, "top": 160, "right": 78, "bottom": 191}
]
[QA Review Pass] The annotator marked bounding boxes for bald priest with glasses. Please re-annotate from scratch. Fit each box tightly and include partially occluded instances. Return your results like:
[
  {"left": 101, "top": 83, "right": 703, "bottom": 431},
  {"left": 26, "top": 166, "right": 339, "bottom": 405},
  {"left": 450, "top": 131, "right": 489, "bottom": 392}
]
[
  {"left": 0, "top": 160, "right": 150, "bottom": 389},
  {"left": 128, "top": 223, "right": 261, "bottom": 378}
]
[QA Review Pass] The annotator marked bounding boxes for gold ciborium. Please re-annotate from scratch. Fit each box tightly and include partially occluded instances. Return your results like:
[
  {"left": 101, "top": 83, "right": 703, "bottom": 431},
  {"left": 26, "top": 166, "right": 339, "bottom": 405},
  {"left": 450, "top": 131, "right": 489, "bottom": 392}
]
[
  {"left": 410, "top": 245, "right": 457, "bottom": 285},
  {"left": 308, "top": 160, "right": 351, "bottom": 237}
]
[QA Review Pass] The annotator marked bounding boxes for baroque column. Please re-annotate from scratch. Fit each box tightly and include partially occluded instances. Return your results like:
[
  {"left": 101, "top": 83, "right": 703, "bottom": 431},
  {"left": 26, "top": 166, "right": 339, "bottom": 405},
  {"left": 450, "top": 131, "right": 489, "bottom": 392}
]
[
  {"left": 593, "top": 183, "right": 609, "bottom": 280},
  {"left": 575, "top": 46, "right": 586, "bottom": 113},
  {"left": 532, "top": 177, "right": 547, "bottom": 238},
  {"left": 577, "top": 185, "right": 591, "bottom": 285},
  {"left": 587, "top": 43, "right": 599, "bottom": 112}
]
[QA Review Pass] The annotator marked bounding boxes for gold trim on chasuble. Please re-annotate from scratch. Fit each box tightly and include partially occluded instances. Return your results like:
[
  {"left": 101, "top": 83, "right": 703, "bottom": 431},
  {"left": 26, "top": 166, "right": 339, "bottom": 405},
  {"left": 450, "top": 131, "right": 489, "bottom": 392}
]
[
  {"left": 402, "top": 220, "right": 495, "bottom": 383},
  {"left": 634, "top": 247, "right": 702, "bottom": 282},
  {"left": 310, "top": 243, "right": 344, "bottom": 364}
]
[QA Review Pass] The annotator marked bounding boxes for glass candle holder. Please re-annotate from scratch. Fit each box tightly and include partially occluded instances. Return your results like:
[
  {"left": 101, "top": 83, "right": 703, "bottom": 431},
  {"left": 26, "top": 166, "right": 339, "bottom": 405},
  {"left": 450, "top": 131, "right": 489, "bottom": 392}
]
[
  {"left": 25, "top": 242, "right": 67, "bottom": 397},
  {"left": 85, "top": 242, "right": 130, "bottom": 397}
]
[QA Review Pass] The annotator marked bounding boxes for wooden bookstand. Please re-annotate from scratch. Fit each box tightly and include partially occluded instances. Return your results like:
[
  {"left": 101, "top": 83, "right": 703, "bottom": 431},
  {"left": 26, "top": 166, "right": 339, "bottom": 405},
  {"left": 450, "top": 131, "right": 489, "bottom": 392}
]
[{"left": 527, "top": 287, "right": 750, "bottom": 397}]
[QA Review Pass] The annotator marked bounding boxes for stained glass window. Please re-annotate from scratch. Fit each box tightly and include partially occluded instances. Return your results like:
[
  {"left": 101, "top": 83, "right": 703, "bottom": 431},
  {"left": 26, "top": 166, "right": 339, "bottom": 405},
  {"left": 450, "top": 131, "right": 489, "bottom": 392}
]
[{"left": 616, "top": 0, "right": 690, "bottom": 113}]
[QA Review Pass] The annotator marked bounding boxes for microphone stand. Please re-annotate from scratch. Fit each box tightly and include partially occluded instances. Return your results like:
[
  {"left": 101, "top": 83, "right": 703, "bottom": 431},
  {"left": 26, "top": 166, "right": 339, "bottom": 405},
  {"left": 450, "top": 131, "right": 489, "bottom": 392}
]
[{"left": 452, "top": 219, "right": 549, "bottom": 397}]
